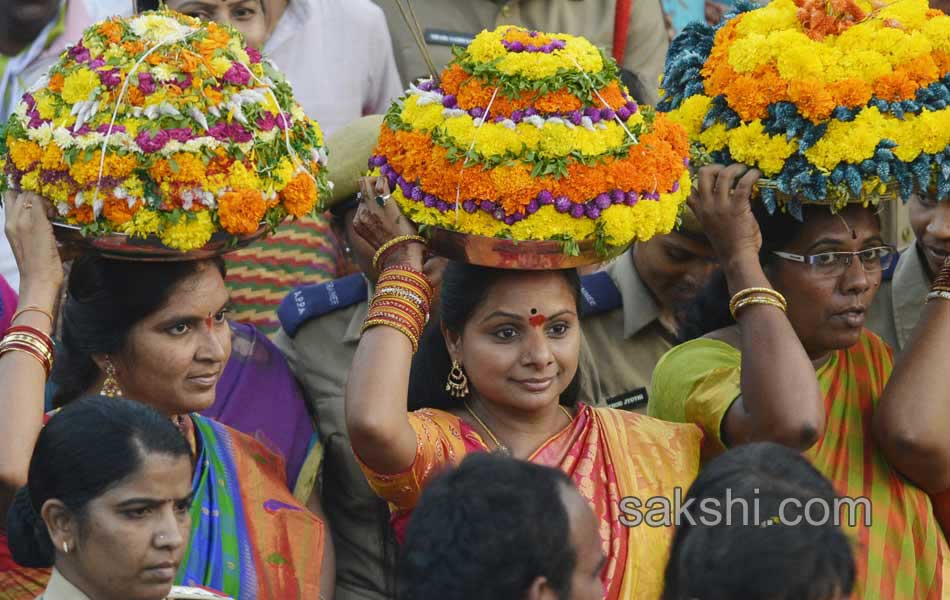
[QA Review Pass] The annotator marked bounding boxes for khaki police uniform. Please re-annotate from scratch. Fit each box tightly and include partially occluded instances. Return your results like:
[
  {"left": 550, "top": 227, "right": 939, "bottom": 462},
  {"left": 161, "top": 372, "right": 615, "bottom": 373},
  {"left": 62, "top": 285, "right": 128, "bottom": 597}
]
[
  {"left": 374, "top": 0, "right": 670, "bottom": 104},
  {"left": 275, "top": 288, "right": 397, "bottom": 600},
  {"left": 271, "top": 114, "right": 395, "bottom": 600},
  {"left": 578, "top": 249, "right": 676, "bottom": 412},
  {"left": 866, "top": 242, "right": 932, "bottom": 352}
]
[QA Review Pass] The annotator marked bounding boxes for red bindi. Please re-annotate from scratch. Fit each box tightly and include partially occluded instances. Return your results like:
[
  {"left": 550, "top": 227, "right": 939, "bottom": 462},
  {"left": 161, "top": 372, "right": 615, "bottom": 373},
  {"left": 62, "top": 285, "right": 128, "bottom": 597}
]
[
  {"left": 205, "top": 314, "right": 214, "bottom": 330},
  {"left": 529, "top": 313, "right": 547, "bottom": 327}
]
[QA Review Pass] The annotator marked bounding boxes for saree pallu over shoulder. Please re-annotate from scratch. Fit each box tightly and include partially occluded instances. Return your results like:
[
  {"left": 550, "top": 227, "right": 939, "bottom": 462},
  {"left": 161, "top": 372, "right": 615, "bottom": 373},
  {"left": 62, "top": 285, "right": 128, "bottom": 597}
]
[
  {"left": 359, "top": 405, "right": 702, "bottom": 600},
  {"left": 179, "top": 415, "right": 325, "bottom": 600}
]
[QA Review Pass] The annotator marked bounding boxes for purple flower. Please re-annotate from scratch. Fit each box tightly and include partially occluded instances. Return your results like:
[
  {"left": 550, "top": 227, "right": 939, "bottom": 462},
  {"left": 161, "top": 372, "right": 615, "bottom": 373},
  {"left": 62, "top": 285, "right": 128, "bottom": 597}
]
[
  {"left": 526, "top": 199, "right": 540, "bottom": 214},
  {"left": 601, "top": 108, "right": 616, "bottom": 121},
  {"left": 493, "top": 115, "right": 506, "bottom": 123},
  {"left": 480, "top": 199, "right": 495, "bottom": 212},
  {"left": 511, "top": 212, "right": 524, "bottom": 223},
  {"left": 418, "top": 79, "right": 434, "bottom": 92},
  {"left": 371, "top": 155, "right": 387, "bottom": 167},
  {"left": 136, "top": 129, "right": 170, "bottom": 153},
  {"left": 617, "top": 106, "right": 631, "bottom": 120},
  {"left": 257, "top": 112, "right": 277, "bottom": 131},
  {"left": 246, "top": 47, "right": 262, "bottom": 64},
  {"left": 411, "top": 186, "right": 425, "bottom": 201},
  {"left": 399, "top": 180, "right": 413, "bottom": 197},
  {"left": 275, "top": 112, "right": 291, "bottom": 130},
  {"left": 626, "top": 102, "right": 639, "bottom": 114},
  {"left": 553, "top": 39, "right": 567, "bottom": 50},
  {"left": 625, "top": 191, "right": 639, "bottom": 206},
  {"left": 73, "top": 124, "right": 92, "bottom": 136},
  {"left": 436, "top": 200, "right": 449, "bottom": 212},
  {"left": 97, "top": 124, "right": 126, "bottom": 135},
  {"left": 166, "top": 128, "right": 194, "bottom": 143},
  {"left": 229, "top": 124, "right": 253, "bottom": 143},
  {"left": 540, "top": 43, "right": 555, "bottom": 53},
  {"left": 28, "top": 113, "right": 45, "bottom": 128},
  {"left": 570, "top": 204, "right": 586, "bottom": 218},
  {"left": 585, "top": 204, "right": 601, "bottom": 219},
  {"left": 525, "top": 44, "right": 538, "bottom": 52},
  {"left": 554, "top": 196, "right": 572, "bottom": 213},
  {"left": 23, "top": 94, "right": 36, "bottom": 111},
  {"left": 379, "top": 164, "right": 392, "bottom": 177},
  {"left": 223, "top": 62, "right": 251, "bottom": 86},
  {"left": 524, "top": 107, "right": 538, "bottom": 118},
  {"left": 611, "top": 190, "right": 626, "bottom": 204},
  {"left": 137, "top": 72, "right": 156, "bottom": 95},
  {"left": 69, "top": 44, "right": 90, "bottom": 63},
  {"left": 463, "top": 199, "right": 478, "bottom": 213},
  {"left": 529, "top": 30, "right": 540, "bottom": 38},
  {"left": 386, "top": 172, "right": 398, "bottom": 188},
  {"left": 594, "top": 193, "right": 611, "bottom": 210},
  {"left": 507, "top": 40, "right": 524, "bottom": 52},
  {"left": 88, "top": 58, "right": 106, "bottom": 70},
  {"left": 503, "top": 214, "right": 516, "bottom": 225},
  {"left": 537, "top": 189, "right": 554, "bottom": 205},
  {"left": 470, "top": 107, "right": 485, "bottom": 119},
  {"left": 442, "top": 94, "right": 458, "bottom": 108},
  {"left": 98, "top": 68, "right": 121, "bottom": 88},
  {"left": 174, "top": 74, "right": 193, "bottom": 90},
  {"left": 672, "top": 181, "right": 680, "bottom": 193},
  {"left": 568, "top": 110, "right": 583, "bottom": 126},
  {"left": 208, "top": 123, "right": 230, "bottom": 141},
  {"left": 423, "top": 194, "right": 438, "bottom": 208}
]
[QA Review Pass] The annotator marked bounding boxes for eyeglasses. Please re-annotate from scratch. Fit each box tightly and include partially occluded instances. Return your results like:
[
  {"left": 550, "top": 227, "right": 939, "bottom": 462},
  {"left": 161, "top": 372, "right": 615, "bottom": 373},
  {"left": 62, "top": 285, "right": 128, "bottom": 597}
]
[{"left": 771, "top": 246, "right": 897, "bottom": 276}]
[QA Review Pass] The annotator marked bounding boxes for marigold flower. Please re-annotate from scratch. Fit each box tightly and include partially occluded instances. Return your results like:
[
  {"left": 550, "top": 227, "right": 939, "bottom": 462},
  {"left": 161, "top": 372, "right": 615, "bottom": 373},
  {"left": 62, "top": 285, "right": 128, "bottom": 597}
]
[
  {"left": 279, "top": 172, "right": 318, "bottom": 217},
  {"left": 218, "top": 189, "right": 266, "bottom": 234}
]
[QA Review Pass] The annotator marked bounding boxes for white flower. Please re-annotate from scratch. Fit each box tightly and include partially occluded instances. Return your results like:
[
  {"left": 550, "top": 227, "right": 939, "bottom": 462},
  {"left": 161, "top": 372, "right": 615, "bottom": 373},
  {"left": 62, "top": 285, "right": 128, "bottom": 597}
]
[
  {"left": 75, "top": 133, "right": 105, "bottom": 150},
  {"left": 443, "top": 108, "right": 466, "bottom": 119},
  {"left": 129, "top": 14, "right": 194, "bottom": 44},
  {"left": 53, "top": 127, "right": 75, "bottom": 149},
  {"left": 189, "top": 107, "right": 209, "bottom": 131},
  {"left": 200, "top": 191, "right": 216, "bottom": 208},
  {"left": 158, "top": 102, "right": 182, "bottom": 117},
  {"left": 75, "top": 192, "right": 85, "bottom": 207},
  {"left": 547, "top": 117, "right": 565, "bottom": 126},
  {"left": 502, "top": 119, "right": 517, "bottom": 130},
  {"left": 93, "top": 197, "right": 104, "bottom": 219},
  {"left": 181, "top": 190, "right": 194, "bottom": 210},
  {"left": 26, "top": 123, "right": 54, "bottom": 145},
  {"left": 126, "top": 196, "right": 140, "bottom": 209},
  {"left": 114, "top": 186, "right": 128, "bottom": 200},
  {"left": 151, "top": 63, "right": 178, "bottom": 83},
  {"left": 581, "top": 116, "right": 596, "bottom": 132},
  {"left": 57, "top": 202, "right": 70, "bottom": 216},
  {"left": 524, "top": 115, "right": 546, "bottom": 129}
]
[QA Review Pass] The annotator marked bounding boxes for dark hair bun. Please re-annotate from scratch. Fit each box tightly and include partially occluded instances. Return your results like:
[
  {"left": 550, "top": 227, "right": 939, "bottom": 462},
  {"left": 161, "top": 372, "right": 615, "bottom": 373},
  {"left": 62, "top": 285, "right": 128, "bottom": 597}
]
[{"left": 5, "top": 486, "right": 54, "bottom": 568}]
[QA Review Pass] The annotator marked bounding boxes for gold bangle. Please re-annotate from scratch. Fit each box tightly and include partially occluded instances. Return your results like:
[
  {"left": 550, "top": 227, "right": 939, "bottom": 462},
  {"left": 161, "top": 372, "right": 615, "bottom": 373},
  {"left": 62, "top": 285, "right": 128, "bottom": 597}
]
[
  {"left": 926, "top": 290, "right": 950, "bottom": 303},
  {"left": 11, "top": 305, "right": 55, "bottom": 327},
  {"left": 372, "top": 235, "right": 427, "bottom": 271},
  {"left": 731, "top": 296, "right": 787, "bottom": 319},
  {"left": 366, "top": 305, "right": 424, "bottom": 335},
  {"left": 730, "top": 287, "right": 786, "bottom": 316},
  {"left": 2, "top": 334, "right": 54, "bottom": 361},
  {"left": 370, "top": 296, "right": 427, "bottom": 323},
  {"left": 361, "top": 318, "right": 419, "bottom": 352}
]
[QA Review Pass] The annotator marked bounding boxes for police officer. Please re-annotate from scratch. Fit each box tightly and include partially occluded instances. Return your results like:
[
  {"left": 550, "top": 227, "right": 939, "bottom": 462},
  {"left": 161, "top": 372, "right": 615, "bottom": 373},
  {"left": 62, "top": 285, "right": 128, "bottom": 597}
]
[
  {"left": 579, "top": 208, "right": 717, "bottom": 411},
  {"left": 273, "top": 115, "right": 396, "bottom": 600},
  {"left": 374, "top": 0, "right": 669, "bottom": 104},
  {"left": 867, "top": 193, "right": 950, "bottom": 351}
]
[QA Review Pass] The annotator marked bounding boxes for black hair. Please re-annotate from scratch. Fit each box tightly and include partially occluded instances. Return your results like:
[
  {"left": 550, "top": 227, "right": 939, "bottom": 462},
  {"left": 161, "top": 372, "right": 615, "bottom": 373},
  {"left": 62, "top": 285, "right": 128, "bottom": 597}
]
[
  {"left": 407, "top": 262, "right": 583, "bottom": 411},
  {"left": 677, "top": 203, "right": 817, "bottom": 342},
  {"left": 51, "top": 255, "right": 225, "bottom": 407},
  {"left": 662, "top": 442, "right": 856, "bottom": 600},
  {"left": 398, "top": 453, "right": 577, "bottom": 600},
  {"left": 6, "top": 395, "right": 193, "bottom": 568},
  {"left": 136, "top": 0, "right": 267, "bottom": 15}
]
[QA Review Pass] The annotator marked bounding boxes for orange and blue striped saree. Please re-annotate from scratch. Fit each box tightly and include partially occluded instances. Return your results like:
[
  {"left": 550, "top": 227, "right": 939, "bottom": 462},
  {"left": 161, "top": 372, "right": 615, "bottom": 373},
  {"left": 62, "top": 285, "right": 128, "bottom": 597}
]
[
  {"left": 650, "top": 329, "right": 950, "bottom": 599},
  {"left": 358, "top": 403, "right": 702, "bottom": 600}
]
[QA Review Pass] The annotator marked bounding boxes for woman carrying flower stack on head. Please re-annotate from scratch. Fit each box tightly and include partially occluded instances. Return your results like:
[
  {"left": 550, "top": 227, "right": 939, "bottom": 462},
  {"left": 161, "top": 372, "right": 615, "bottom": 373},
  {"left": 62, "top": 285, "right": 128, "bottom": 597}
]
[
  {"left": 344, "top": 28, "right": 703, "bottom": 600},
  {"left": 0, "top": 10, "right": 333, "bottom": 600},
  {"left": 650, "top": 0, "right": 950, "bottom": 596}
]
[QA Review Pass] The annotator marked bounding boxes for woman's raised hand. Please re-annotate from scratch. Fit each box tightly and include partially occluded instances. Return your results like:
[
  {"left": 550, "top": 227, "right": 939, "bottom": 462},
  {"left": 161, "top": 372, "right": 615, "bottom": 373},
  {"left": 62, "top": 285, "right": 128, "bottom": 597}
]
[
  {"left": 689, "top": 164, "right": 763, "bottom": 263},
  {"left": 3, "top": 191, "right": 63, "bottom": 306},
  {"left": 352, "top": 176, "right": 425, "bottom": 271}
]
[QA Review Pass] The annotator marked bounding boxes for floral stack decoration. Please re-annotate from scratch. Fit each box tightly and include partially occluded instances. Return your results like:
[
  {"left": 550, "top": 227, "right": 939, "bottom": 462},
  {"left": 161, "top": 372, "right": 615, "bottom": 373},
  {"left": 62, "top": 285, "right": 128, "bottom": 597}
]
[
  {"left": 658, "top": 0, "right": 950, "bottom": 216},
  {"left": 370, "top": 26, "right": 692, "bottom": 256},
  {"left": 0, "top": 10, "right": 330, "bottom": 252}
]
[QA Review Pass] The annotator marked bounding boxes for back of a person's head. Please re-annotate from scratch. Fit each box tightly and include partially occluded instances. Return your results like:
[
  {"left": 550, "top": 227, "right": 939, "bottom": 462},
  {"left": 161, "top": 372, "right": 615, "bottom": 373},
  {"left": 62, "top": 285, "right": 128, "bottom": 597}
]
[
  {"left": 662, "top": 443, "right": 856, "bottom": 600},
  {"left": 398, "top": 453, "right": 576, "bottom": 600},
  {"left": 6, "top": 395, "right": 192, "bottom": 568}
]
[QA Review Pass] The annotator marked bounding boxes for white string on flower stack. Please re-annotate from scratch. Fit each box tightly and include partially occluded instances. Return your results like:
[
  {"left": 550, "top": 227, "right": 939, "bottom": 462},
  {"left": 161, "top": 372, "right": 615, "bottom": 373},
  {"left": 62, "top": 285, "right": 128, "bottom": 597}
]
[{"left": 453, "top": 86, "right": 500, "bottom": 223}]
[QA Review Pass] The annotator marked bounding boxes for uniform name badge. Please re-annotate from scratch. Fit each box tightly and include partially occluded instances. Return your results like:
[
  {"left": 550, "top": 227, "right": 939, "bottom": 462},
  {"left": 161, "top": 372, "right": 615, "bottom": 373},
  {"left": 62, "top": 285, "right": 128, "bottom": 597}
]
[
  {"left": 606, "top": 387, "right": 648, "bottom": 411},
  {"left": 424, "top": 29, "right": 476, "bottom": 47}
]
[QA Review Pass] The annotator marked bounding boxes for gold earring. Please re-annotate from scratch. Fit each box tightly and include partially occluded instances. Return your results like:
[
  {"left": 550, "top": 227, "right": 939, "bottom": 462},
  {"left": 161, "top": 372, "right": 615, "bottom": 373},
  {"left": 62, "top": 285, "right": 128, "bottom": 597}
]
[
  {"left": 100, "top": 358, "right": 123, "bottom": 398},
  {"left": 445, "top": 360, "right": 470, "bottom": 398},
  {"left": 62, "top": 541, "right": 69, "bottom": 554}
]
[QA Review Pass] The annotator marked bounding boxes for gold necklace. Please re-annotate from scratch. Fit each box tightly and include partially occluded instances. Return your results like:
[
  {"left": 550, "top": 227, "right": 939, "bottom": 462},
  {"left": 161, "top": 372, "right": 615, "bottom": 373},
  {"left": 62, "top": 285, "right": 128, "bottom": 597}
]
[{"left": 463, "top": 402, "right": 573, "bottom": 455}]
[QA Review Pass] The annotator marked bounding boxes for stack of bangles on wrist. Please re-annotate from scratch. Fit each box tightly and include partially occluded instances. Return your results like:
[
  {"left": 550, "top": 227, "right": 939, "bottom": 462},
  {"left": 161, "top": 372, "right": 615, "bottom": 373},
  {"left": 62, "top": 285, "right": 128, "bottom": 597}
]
[
  {"left": 729, "top": 287, "right": 788, "bottom": 320},
  {"left": 372, "top": 235, "right": 427, "bottom": 272},
  {"left": 0, "top": 324, "right": 55, "bottom": 377},
  {"left": 927, "top": 259, "right": 950, "bottom": 303},
  {"left": 361, "top": 264, "right": 434, "bottom": 352}
]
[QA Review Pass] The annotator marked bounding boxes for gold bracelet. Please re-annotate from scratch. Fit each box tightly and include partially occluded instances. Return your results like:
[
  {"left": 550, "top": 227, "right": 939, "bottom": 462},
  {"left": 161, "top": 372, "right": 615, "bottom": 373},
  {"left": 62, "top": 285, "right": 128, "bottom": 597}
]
[
  {"left": 11, "top": 305, "right": 55, "bottom": 327},
  {"left": 730, "top": 287, "right": 787, "bottom": 316},
  {"left": 372, "top": 235, "right": 427, "bottom": 271},
  {"left": 2, "top": 334, "right": 53, "bottom": 359},
  {"left": 926, "top": 290, "right": 950, "bottom": 303},
  {"left": 732, "top": 296, "right": 787, "bottom": 319},
  {"left": 360, "top": 318, "right": 419, "bottom": 352}
]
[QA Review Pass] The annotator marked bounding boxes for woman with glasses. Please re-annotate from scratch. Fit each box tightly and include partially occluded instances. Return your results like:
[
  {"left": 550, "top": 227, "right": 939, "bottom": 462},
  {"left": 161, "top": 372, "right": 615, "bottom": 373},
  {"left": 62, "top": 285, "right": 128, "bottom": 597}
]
[{"left": 649, "top": 164, "right": 947, "bottom": 598}]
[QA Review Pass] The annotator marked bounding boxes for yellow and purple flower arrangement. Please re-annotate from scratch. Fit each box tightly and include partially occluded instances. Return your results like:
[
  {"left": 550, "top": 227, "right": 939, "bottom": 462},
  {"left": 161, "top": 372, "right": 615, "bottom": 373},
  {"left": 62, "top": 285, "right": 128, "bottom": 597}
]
[
  {"left": 371, "top": 26, "right": 692, "bottom": 255},
  {"left": 659, "top": 0, "right": 950, "bottom": 215},
  {"left": 0, "top": 10, "right": 330, "bottom": 252}
]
